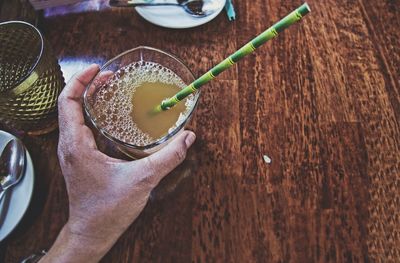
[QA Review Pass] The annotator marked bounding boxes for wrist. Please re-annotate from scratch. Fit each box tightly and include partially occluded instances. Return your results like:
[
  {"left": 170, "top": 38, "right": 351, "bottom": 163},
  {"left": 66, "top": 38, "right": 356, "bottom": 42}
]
[{"left": 40, "top": 223, "right": 114, "bottom": 263}]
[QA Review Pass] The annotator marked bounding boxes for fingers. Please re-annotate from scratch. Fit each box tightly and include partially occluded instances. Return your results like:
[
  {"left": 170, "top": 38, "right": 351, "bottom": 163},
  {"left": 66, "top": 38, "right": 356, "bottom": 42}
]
[
  {"left": 85, "top": 70, "right": 114, "bottom": 96},
  {"left": 135, "top": 131, "right": 196, "bottom": 186},
  {"left": 60, "top": 64, "right": 100, "bottom": 104},
  {"left": 58, "top": 64, "right": 99, "bottom": 148}
]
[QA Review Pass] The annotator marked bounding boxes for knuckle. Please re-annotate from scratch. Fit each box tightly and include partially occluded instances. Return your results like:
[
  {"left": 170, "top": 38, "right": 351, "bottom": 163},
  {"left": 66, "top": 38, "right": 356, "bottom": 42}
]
[
  {"left": 173, "top": 145, "right": 187, "bottom": 164},
  {"left": 143, "top": 158, "right": 158, "bottom": 178},
  {"left": 58, "top": 149, "right": 74, "bottom": 167},
  {"left": 57, "top": 141, "right": 79, "bottom": 166},
  {"left": 139, "top": 159, "right": 161, "bottom": 187}
]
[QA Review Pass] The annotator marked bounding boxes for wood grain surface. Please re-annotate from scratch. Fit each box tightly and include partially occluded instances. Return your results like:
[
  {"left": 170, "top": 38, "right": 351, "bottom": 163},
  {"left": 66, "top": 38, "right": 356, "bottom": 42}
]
[{"left": 1, "top": 0, "right": 399, "bottom": 262}]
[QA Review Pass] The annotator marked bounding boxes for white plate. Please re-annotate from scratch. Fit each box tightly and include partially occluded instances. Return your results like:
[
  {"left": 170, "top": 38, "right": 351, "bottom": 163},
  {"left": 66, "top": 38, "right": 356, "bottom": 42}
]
[
  {"left": 135, "top": 0, "right": 226, "bottom": 29},
  {"left": 0, "top": 131, "right": 35, "bottom": 242}
]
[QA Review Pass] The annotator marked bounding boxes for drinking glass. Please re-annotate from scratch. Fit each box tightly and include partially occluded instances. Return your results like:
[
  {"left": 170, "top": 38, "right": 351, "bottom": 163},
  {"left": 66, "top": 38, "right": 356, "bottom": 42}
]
[
  {"left": 84, "top": 46, "right": 200, "bottom": 159},
  {"left": 0, "top": 21, "right": 64, "bottom": 135}
]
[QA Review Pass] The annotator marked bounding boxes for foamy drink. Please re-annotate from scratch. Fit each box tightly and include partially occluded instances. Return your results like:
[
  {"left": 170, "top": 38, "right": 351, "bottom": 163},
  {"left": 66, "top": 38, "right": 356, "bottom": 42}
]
[{"left": 90, "top": 61, "right": 195, "bottom": 146}]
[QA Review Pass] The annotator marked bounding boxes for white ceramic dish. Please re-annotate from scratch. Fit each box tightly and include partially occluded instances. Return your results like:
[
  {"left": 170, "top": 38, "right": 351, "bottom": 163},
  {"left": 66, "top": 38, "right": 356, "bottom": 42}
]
[
  {"left": 0, "top": 131, "right": 34, "bottom": 242},
  {"left": 135, "top": 0, "right": 226, "bottom": 29}
]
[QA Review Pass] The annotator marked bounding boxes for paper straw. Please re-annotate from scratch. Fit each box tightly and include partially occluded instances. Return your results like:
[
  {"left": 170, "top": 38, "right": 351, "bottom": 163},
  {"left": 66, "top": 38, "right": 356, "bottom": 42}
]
[{"left": 153, "top": 3, "right": 311, "bottom": 113}]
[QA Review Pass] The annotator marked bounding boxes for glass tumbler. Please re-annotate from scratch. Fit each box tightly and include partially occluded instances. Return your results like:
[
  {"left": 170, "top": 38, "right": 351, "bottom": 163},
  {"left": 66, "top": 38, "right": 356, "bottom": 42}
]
[
  {"left": 84, "top": 46, "right": 200, "bottom": 159},
  {"left": 0, "top": 21, "right": 64, "bottom": 135}
]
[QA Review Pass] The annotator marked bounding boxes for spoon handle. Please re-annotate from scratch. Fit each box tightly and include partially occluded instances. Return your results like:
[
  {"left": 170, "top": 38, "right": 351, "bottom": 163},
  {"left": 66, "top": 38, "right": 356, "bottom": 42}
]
[
  {"left": 109, "top": 0, "right": 180, "bottom": 7},
  {"left": 0, "top": 190, "right": 11, "bottom": 226}
]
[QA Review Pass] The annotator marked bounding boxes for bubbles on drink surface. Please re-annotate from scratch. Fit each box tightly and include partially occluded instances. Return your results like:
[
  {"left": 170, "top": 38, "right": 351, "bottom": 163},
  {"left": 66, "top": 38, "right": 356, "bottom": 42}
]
[{"left": 91, "top": 61, "right": 195, "bottom": 146}]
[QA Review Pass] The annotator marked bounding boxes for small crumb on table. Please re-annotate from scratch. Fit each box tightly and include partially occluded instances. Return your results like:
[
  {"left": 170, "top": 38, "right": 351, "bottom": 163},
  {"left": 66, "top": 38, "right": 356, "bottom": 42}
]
[{"left": 263, "top": 155, "right": 271, "bottom": 164}]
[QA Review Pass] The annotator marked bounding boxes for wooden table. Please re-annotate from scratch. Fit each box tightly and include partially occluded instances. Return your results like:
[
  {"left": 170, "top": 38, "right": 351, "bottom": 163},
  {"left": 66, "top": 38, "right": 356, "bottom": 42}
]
[{"left": 1, "top": 0, "right": 399, "bottom": 262}]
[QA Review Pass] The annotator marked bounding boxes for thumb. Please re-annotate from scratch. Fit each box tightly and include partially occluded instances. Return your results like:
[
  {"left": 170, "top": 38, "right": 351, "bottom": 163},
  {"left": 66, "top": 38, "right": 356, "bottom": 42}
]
[{"left": 136, "top": 130, "right": 196, "bottom": 186}]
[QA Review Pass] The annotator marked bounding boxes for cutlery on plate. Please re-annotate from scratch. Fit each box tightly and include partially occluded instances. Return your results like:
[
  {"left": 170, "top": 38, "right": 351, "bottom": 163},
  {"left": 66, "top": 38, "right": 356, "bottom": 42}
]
[
  {"left": 109, "top": 0, "right": 221, "bottom": 17},
  {"left": 0, "top": 139, "right": 26, "bottom": 202}
]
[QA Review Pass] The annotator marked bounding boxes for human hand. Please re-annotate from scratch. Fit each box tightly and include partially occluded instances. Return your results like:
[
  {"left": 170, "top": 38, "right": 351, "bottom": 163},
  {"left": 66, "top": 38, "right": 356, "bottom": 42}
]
[{"left": 41, "top": 64, "right": 196, "bottom": 263}]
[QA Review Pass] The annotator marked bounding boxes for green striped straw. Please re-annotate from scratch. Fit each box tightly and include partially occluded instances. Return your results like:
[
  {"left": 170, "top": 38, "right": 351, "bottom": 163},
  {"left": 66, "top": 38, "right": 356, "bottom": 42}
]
[{"left": 153, "top": 3, "right": 311, "bottom": 113}]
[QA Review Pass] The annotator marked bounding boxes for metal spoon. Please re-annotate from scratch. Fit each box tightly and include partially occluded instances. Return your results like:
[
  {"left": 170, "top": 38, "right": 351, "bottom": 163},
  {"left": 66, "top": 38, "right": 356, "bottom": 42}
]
[
  {"left": 109, "top": 0, "right": 220, "bottom": 17},
  {"left": 0, "top": 139, "right": 25, "bottom": 201}
]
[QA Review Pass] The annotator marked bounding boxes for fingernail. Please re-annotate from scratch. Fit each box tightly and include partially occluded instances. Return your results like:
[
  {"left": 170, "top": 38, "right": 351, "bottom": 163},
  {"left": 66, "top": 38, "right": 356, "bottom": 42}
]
[{"left": 185, "top": 132, "right": 196, "bottom": 148}]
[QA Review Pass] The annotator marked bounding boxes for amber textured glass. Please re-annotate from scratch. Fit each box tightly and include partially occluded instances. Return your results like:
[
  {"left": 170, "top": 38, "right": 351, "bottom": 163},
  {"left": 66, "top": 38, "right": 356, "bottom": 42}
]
[{"left": 0, "top": 21, "right": 64, "bottom": 135}]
